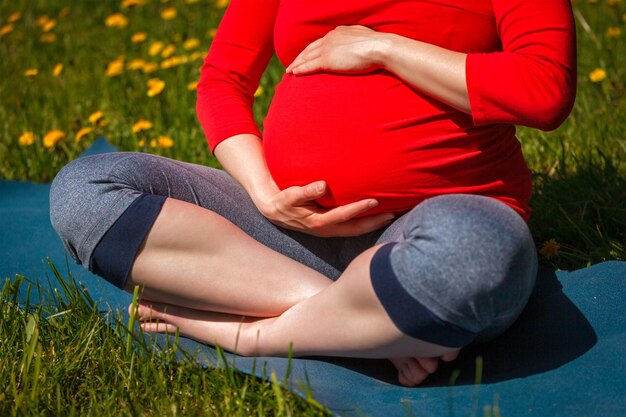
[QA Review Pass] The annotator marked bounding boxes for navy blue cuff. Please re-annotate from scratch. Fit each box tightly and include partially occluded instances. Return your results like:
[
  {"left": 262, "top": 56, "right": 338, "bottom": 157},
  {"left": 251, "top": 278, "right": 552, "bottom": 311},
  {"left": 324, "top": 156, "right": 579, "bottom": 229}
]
[
  {"left": 370, "top": 242, "right": 476, "bottom": 348},
  {"left": 90, "top": 194, "right": 167, "bottom": 289}
]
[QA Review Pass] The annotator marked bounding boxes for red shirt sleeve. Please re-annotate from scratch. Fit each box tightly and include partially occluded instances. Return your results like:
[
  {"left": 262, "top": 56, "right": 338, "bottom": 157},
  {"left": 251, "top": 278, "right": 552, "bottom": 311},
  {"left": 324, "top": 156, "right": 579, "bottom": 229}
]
[
  {"left": 466, "top": 0, "right": 577, "bottom": 131},
  {"left": 196, "top": 0, "right": 279, "bottom": 152}
]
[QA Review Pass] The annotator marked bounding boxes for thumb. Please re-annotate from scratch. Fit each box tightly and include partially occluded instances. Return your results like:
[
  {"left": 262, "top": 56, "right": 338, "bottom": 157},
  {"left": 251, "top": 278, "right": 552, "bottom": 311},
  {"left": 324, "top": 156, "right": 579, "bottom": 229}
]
[
  {"left": 303, "top": 180, "right": 326, "bottom": 199},
  {"left": 282, "top": 181, "right": 326, "bottom": 206}
]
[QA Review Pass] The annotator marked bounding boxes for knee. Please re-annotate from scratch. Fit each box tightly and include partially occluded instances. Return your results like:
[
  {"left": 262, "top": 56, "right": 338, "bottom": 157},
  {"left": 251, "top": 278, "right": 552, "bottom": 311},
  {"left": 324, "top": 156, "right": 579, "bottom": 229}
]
[
  {"left": 382, "top": 194, "right": 538, "bottom": 345},
  {"left": 49, "top": 153, "right": 143, "bottom": 265}
]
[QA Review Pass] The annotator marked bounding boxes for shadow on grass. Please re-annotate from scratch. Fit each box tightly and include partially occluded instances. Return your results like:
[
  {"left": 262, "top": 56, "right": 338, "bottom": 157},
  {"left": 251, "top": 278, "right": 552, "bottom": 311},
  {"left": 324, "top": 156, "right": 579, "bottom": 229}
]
[{"left": 529, "top": 151, "right": 626, "bottom": 270}]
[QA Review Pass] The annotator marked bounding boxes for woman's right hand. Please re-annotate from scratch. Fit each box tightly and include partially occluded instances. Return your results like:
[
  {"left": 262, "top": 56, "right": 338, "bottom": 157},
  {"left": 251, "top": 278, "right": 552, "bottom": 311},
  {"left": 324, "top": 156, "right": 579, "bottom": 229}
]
[
  {"left": 257, "top": 180, "right": 395, "bottom": 237},
  {"left": 214, "top": 134, "right": 393, "bottom": 237}
]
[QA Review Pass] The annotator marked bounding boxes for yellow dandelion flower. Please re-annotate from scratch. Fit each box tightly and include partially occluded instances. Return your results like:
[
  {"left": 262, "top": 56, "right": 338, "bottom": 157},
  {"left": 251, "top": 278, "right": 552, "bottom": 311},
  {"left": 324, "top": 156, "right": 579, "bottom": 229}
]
[
  {"left": 122, "top": 0, "right": 149, "bottom": 8},
  {"left": 539, "top": 239, "right": 560, "bottom": 259},
  {"left": 157, "top": 136, "right": 174, "bottom": 148},
  {"left": 8, "top": 12, "right": 22, "bottom": 23},
  {"left": 37, "top": 15, "right": 50, "bottom": 26},
  {"left": 24, "top": 68, "right": 38, "bottom": 77},
  {"left": 254, "top": 86, "right": 264, "bottom": 97},
  {"left": 132, "top": 32, "right": 147, "bottom": 43},
  {"left": 207, "top": 28, "right": 217, "bottom": 38},
  {"left": 607, "top": 0, "right": 620, "bottom": 5},
  {"left": 183, "top": 38, "right": 200, "bottom": 50},
  {"left": 18, "top": 132, "right": 36, "bottom": 146},
  {"left": 161, "top": 7, "right": 177, "bottom": 20},
  {"left": 606, "top": 27, "right": 621, "bottom": 38},
  {"left": 589, "top": 68, "right": 606, "bottom": 83},
  {"left": 127, "top": 59, "right": 146, "bottom": 70},
  {"left": 215, "top": 0, "right": 229, "bottom": 9},
  {"left": 105, "top": 13, "right": 129, "bottom": 28},
  {"left": 58, "top": 8, "right": 71, "bottom": 18},
  {"left": 42, "top": 19, "right": 57, "bottom": 32},
  {"left": 147, "top": 78, "right": 165, "bottom": 96},
  {"left": 106, "top": 58, "right": 125, "bottom": 77},
  {"left": 187, "top": 81, "right": 198, "bottom": 91},
  {"left": 75, "top": 127, "right": 93, "bottom": 143},
  {"left": 161, "top": 44, "right": 176, "bottom": 58},
  {"left": 149, "top": 41, "right": 164, "bottom": 56},
  {"left": 161, "top": 55, "right": 187, "bottom": 69},
  {"left": 132, "top": 119, "right": 153, "bottom": 133},
  {"left": 40, "top": 33, "right": 57, "bottom": 43},
  {"left": 147, "top": 77, "right": 164, "bottom": 87},
  {"left": 160, "top": 58, "right": 174, "bottom": 70},
  {"left": 142, "top": 62, "right": 159, "bottom": 73},
  {"left": 52, "top": 63, "right": 63, "bottom": 76},
  {"left": 43, "top": 130, "right": 65, "bottom": 148},
  {"left": 190, "top": 51, "right": 206, "bottom": 61},
  {"left": 0, "top": 24, "right": 13, "bottom": 37},
  {"left": 149, "top": 139, "right": 158, "bottom": 148},
  {"left": 138, "top": 139, "right": 146, "bottom": 147},
  {"left": 88, "top": 111, "right": 104, "bottom": 125}
]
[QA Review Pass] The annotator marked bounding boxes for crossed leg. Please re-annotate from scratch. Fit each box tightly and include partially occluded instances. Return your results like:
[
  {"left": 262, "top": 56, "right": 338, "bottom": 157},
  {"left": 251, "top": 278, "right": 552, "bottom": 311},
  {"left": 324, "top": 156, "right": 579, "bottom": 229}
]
[
  {"left": 128, "top": 198, "right": 461, "bottom": 386},
  {"left": 51, "top": 154, "right": 535, "bottom": 387}
]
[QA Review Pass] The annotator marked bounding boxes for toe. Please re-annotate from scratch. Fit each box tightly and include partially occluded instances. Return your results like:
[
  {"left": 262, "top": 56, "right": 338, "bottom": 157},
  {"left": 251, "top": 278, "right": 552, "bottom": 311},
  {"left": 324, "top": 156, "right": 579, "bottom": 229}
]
[
  {"left": 397, "top": 369, "right": 416, "bottom": 387},
  {"left": 416, "top": 357, "right": 439, "bottom": 374},
  {"left": 441, "top": 349, "right": 460, "bottom": 362},
  {"left": 405, "top": 359, "right": 429, "bottom": 385},
  {"left": 136, "top": 303, "right": 154, "bottom": 321},
  {"left": 140, "top": 321, "right": 179, "bottom": 334}
]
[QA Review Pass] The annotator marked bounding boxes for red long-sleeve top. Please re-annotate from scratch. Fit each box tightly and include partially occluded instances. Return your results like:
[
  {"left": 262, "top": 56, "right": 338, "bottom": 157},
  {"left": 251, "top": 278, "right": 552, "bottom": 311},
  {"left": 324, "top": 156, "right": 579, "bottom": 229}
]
[{"left": 196, "top": 0, "right": 576, "bottom": 221}]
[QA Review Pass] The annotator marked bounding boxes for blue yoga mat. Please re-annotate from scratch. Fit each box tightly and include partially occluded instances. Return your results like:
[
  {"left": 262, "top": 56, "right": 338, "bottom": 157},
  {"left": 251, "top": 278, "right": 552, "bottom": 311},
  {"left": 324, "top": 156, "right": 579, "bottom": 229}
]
[{"left": 1, "top": 138, "right": 625, "bottom": 417}]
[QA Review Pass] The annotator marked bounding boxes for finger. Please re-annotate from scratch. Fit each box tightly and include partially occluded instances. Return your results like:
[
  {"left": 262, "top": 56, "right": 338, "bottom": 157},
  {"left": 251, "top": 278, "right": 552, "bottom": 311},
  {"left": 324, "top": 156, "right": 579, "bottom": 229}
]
[
  {"left": 286, "top": 39, "right": 323, "bottom": 72},
  {"left": 302, "top": 44, "right": 323, "bottom": 59},
  {"left": 314, "top": 198, "right": 381, "bottom": 225},
  {"left": 310, "top": 212, "right": 394, "bottom": 237},
  {"left": 290, "top": 57, "right": 324, "bottom": 75},
  {"left": 279, "top": 181, "right": 327, "bottom": 207},
  {"left": 304, "top": 38, "right": 324, "bottom": 51}
]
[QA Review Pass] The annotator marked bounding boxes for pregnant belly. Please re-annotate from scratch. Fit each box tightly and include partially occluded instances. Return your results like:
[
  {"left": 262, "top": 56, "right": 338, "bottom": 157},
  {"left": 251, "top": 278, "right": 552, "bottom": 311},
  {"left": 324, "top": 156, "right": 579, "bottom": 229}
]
[{"left": 262, "top": 72, "right": 525, "bottom": 215}]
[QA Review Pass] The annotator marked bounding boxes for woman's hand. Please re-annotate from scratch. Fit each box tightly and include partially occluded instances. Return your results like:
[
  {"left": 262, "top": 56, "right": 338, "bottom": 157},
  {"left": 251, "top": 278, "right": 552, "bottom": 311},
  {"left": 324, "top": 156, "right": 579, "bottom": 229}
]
[
  {"left": 257, "top": 180, "right": 395, "bottom": 237},
  {"left": 286, "top": 24, "right": 471, "bottom": 113},
  {"left": 286, "top": 25, "right": 388, "bottom": 75}
]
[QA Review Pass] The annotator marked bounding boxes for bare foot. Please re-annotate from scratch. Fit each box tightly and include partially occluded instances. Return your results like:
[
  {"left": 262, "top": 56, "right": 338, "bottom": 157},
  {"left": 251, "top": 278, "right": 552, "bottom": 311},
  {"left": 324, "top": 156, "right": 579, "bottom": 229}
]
[
  {"left": 130, "top": 301, "right": 462, "bottom": 379},
  {"left": 129, "top": 301, "right": 261, "bottom": 355},
  {"left": 389, "top": 350, "right": 460, "bottom": 387}
]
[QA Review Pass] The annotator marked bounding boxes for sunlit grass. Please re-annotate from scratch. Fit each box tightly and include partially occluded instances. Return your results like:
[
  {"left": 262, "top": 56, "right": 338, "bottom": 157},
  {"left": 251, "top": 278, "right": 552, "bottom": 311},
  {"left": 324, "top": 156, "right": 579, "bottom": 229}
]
[{"left": 1, "top": 266, "right": 330, "bottom": 417}]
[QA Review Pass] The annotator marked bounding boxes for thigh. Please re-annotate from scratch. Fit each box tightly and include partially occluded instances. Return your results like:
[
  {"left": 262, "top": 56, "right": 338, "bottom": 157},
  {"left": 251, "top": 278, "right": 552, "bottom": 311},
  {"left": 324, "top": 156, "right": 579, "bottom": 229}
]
[{"left": 50, "top": 152, "right": 346, "bottom": 279}]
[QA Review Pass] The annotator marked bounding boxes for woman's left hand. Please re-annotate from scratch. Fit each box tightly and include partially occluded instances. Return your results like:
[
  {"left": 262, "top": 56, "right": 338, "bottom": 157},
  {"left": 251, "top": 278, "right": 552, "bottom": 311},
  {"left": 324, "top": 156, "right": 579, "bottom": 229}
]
[{"left": 286, "top": 25, "right": 387, "bottom": 75}]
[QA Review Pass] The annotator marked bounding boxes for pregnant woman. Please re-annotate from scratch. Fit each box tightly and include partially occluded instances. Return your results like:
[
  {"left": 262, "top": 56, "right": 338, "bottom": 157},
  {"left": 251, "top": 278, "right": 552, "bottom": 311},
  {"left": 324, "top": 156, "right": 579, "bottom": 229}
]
[{"left": 50, "top": 0, "right": 576, "bottom": 386}]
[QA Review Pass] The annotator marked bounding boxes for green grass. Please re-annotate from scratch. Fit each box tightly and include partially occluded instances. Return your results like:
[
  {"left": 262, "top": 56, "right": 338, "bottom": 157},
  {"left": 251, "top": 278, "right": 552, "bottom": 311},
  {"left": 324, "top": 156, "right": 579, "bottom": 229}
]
[
  {"left": 1, "top": 0, "right": 625, "bottom": 415},
  {"left": 1, "top": 267, "right": 330, "bottom": 417}
]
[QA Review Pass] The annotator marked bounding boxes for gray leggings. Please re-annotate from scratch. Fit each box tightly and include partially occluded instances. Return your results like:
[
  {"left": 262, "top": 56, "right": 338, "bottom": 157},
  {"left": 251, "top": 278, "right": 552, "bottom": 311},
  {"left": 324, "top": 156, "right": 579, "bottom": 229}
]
[{"left": 49, "top": 152, "right": 537, "bottom": 347}]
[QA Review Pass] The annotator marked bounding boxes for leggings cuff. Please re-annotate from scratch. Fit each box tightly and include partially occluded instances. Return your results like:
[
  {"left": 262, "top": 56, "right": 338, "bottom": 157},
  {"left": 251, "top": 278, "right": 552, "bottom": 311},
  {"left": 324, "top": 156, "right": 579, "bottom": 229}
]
[
  {"left": 90, "top": 194, "right": 167, "bottom": 289},
  {"left": 370, "top": 242, "right": 477, "bottom": 348}
]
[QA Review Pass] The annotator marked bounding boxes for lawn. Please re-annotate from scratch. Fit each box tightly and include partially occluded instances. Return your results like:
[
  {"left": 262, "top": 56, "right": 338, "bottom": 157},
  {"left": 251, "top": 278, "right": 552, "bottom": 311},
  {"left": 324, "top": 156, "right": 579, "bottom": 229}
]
[{"left": 1, "top": 0, "right": 624, "bottom": 415}]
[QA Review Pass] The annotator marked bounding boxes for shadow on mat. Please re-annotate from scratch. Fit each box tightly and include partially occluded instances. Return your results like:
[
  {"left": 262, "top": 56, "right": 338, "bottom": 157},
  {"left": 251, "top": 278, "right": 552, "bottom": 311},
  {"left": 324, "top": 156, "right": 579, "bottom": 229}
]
[{"left": 317, "top": 267, "right": 597, "bottom": 386}]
